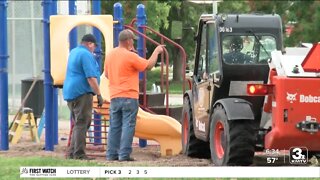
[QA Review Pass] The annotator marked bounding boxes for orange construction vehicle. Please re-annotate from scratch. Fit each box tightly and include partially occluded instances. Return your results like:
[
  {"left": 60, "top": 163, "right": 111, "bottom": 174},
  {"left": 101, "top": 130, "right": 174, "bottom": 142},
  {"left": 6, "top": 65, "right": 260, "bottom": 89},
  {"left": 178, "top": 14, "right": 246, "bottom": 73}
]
[{"left": 251, "top": 44, "right": 320, "bottom": 156}]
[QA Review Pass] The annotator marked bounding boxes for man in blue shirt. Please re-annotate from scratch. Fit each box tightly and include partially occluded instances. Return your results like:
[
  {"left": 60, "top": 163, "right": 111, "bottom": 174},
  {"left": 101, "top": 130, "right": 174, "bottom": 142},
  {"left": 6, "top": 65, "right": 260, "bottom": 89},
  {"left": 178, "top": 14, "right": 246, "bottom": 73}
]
[{"left": 63, "top": 34, "right": 103, "bottom": 160}]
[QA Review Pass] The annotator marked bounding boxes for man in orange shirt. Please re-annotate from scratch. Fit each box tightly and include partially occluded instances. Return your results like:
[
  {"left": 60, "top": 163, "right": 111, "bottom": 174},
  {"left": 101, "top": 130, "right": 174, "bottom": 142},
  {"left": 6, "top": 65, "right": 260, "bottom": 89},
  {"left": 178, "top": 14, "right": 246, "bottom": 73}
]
[{"left": 104, "top": 29, "right": 164, "bottom": 161}]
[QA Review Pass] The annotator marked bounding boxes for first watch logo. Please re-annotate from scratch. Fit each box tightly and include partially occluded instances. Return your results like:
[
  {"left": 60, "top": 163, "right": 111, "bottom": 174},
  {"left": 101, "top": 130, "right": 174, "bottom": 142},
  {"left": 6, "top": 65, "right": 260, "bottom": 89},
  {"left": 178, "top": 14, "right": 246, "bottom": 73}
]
[
  {"left": 289, "top": 147, "right": 308, "bottom": 165},
  {"left": 20, "top": 168, "right": 28, "bottom": 175}
]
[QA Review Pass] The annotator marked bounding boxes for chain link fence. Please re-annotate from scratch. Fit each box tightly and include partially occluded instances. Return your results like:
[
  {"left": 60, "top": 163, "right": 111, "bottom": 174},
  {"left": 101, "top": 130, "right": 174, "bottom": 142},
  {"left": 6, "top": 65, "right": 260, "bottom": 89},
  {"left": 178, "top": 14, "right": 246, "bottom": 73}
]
[{"left": 7, "top": 1, "right": 43, "bottom": 112}]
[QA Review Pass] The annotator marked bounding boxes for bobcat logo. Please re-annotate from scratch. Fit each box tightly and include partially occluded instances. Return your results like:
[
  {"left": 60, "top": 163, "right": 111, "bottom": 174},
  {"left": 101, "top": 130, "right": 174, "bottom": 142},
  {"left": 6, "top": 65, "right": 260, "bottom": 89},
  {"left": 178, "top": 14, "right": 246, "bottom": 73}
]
[{"left": 286, "top": 92, "right": 297, "bottom": 103}]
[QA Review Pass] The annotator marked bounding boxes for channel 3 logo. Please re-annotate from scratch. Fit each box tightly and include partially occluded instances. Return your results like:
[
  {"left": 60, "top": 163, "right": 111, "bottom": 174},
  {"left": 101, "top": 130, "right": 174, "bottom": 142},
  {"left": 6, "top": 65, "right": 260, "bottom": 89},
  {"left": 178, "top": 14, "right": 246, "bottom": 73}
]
[{"left": 289, "top": 147, "right": 308, "bottom": 165}]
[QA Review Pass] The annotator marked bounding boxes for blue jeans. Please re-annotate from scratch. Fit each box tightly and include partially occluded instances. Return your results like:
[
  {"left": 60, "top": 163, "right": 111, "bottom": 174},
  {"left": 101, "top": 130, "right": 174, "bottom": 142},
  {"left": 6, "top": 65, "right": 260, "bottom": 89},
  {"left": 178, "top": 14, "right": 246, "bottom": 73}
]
[{"left": 107, "top": 98, "right": 138, "bottom": 160}]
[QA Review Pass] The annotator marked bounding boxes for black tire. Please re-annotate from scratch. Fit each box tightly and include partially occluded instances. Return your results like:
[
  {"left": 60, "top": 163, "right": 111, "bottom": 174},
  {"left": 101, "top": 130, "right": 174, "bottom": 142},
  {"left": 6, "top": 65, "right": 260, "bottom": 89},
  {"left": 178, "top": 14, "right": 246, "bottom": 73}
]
[
  {"left": 209, "top": 105, "right": 255, "bottom": 166},
  {"left": 181, "top": 96, "right": 210, "bottom": 158},
  {"left": 308, "top": 151, "right": 320, "bottom": 158}
]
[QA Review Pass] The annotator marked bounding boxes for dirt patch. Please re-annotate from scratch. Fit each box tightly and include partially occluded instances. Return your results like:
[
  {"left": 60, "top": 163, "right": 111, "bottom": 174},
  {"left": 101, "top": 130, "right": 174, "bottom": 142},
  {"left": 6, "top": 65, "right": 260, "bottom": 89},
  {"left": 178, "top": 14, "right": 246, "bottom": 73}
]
[{"left": 0, "top": 120, "right": 212, "bottom": 166}]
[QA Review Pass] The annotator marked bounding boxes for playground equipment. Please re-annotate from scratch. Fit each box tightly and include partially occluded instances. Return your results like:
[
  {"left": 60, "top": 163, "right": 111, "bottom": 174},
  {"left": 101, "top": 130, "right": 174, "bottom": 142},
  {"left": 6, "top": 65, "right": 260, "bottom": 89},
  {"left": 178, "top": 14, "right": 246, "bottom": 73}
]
[
  {"left": 94, "top": 73, "right": 182, "bottom": 156},
  {"left": 49, "top": 3, "right": 182, "bottom": 156},
  {"left": 124, "top": 24, "right": 187, "bottom": 121},
  {"left": 1, "top": 1, "right": 184, "bottom": 156},
  {"left": 0, "top": 0, "right": 9, "bottom": 150},
  {"left": 136, "top": 109, "right": 181, "bottom": 156},
  {"left": 0, "top": 0, "right": 103, "bottom": 151},
  {"left": 50, "top": 15, "right": 113, "bottom": 86}
]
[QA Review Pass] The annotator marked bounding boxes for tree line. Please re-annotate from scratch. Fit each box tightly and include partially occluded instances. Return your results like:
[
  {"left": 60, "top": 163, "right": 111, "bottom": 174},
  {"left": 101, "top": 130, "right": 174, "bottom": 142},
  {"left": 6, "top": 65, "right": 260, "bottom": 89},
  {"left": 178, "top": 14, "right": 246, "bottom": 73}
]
[{"left": 101, "top": 0, "right": 320, "bottom": 81}]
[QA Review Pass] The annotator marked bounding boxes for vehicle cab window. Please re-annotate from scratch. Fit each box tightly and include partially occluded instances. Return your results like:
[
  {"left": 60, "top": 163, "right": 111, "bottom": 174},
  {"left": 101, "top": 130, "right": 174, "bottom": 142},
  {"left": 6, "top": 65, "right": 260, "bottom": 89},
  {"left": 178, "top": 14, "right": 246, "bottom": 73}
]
[
  {"left": 197, "top": 24, "right": 208, "bottom": 81},
  {"left": 207, "top": 23, "right": 219, "bottom": 76},
  {"left": 222, "top": 35, "right": 276, "bottom": 65}
]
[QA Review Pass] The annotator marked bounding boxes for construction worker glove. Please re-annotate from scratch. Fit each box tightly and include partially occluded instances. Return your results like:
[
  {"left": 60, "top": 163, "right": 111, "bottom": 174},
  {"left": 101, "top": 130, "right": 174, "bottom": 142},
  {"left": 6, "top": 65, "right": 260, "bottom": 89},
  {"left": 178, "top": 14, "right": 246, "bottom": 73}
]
[{"left": 97, "top": 95, "right": 103, "bottom": 107}]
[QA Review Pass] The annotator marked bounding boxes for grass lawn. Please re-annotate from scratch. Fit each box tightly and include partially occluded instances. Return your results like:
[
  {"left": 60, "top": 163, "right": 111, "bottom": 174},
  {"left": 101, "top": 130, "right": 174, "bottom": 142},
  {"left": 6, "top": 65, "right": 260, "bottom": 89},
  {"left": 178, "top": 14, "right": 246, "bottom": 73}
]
[{"left": 146, "top": 68, "right": 190, "bottom": 94}]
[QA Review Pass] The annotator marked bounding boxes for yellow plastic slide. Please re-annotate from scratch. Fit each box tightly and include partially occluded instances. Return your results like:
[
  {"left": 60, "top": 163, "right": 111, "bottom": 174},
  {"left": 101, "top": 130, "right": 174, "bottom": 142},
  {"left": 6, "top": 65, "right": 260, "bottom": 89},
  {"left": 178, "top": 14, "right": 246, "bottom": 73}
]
[{"left": 95, "top": 73, "right": 182, "bottom": 156}]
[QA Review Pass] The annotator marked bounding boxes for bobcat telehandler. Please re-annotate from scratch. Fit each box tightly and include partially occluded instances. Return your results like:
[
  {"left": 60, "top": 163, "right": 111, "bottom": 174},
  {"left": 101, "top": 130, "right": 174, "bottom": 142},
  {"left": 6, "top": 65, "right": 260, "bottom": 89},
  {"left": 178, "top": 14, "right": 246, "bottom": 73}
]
[{"left": 182, "top": 13, "right": 320, "bottom": 166}]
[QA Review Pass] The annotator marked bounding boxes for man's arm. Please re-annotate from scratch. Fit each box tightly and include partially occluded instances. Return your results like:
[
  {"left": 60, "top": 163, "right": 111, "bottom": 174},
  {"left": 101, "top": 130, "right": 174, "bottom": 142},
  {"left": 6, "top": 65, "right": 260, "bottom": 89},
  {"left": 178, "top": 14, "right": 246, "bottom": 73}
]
[
  {"left": 87, "top": 77, "right": 101, "bottom": 95},
  {"left": 146, "top": 45, "right": 165, "bottom": 70}
]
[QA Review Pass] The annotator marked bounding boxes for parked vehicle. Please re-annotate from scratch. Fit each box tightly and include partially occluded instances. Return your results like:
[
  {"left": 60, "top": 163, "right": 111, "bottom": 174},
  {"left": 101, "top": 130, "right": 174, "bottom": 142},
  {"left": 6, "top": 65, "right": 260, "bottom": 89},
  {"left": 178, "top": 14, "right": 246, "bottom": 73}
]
[{"left": 182, "top": 13, "right": 320, "bottom": 166}]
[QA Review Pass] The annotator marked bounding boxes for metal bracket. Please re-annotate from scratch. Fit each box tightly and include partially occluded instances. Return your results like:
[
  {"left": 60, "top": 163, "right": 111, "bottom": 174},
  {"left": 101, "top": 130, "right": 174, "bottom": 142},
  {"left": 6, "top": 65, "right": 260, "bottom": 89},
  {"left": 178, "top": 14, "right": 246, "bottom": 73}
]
[
  {"left": 296, "top": 117, "right": 320, "bottom": 134},
  {"left": 0, "top": 68, "right": 7, "bottom": 73},
  {"left": 207, "top": 85, "right": 211, "bottom": 91},
  {"left": 0, "top": 1, "right": 8, "bottom": 8}
]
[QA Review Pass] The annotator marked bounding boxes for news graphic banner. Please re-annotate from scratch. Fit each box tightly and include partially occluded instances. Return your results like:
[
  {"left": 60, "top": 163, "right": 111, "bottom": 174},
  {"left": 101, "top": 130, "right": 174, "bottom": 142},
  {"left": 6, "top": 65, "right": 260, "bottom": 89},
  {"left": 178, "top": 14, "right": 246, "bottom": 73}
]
[
  {"left": 20, "top": 166, "right": 320, "bottom": 178},
  {"left": 263, "top": 147, "right": 310, "bottom": 165}
]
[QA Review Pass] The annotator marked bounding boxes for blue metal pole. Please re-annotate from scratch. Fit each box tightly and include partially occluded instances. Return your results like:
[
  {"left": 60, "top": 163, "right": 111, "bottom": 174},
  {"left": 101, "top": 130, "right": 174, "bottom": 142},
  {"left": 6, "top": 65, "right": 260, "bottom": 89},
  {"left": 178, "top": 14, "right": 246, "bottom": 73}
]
[
  {"left": 51, "top": 0, "right": 58, "bottom": 145},
  {"left": 51, "top": 0, "right": 57, "bottom": 14},
  {"left": 69, "top": 0, "right": 77, "bottom": 50},
  {"left": 42, "top": 0, "right": 54, "bottom": 151},
  {"left": 113, "top": 2, "right": 123, "bottom": 47},
  {"left": 136, "top": 4, "right": 147, "bottom": 148},
  {"left": 137, "top": 4, "right": 146, "bottom": 80},
  {"left": 0, "top": 0, "right": 9, "bottom": 151},
  {"left": 92, "top": 0, "right": 102, "bottom": 144},
  {"left": 92, "top": 0, "right": 101, "bottom": 67}
]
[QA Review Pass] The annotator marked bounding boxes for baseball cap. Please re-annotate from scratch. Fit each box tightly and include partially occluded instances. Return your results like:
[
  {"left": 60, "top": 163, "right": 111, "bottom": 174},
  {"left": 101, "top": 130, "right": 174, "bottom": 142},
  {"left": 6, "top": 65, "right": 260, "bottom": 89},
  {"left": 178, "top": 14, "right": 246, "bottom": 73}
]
[
  {"left": 119, "top": 29, "right": 137, "bottom": 41},
  {"left": 81, "top": 34, "right": 97, "bottom": 46}
]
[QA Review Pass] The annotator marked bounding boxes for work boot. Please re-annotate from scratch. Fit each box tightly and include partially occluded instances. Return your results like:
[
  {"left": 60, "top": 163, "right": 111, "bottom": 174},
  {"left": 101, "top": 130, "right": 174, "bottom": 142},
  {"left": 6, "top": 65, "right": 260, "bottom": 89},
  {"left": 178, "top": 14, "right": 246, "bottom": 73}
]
[
  {"left": 119, "top": 157, "right": 135, "bottom": 161},
  {"left": 66, "top": 153, "right": 74, "bottom": 159},
  {"left": 74, "top": 155, "right": 95, "bottom": 160},
  {"left": 106, "top": 157, "right": 119, "bottom": 161}
]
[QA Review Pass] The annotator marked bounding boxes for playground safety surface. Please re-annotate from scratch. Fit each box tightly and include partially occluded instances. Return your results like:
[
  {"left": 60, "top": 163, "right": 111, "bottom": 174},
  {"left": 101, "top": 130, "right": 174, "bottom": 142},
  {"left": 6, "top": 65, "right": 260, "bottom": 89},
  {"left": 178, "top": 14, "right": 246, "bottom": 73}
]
[{"left": 1, "top": 120, "right": 319, "bottom": 166}]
